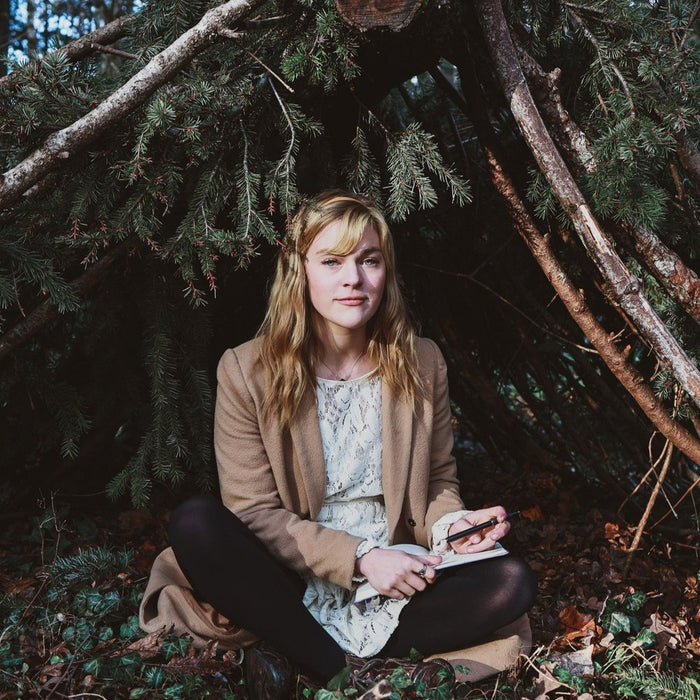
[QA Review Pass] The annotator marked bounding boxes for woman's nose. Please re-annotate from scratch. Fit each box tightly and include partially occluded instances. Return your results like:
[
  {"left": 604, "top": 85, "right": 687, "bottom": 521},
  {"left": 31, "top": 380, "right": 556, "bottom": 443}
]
[{"left": 343, "top": 263, "right": 362, "bottom": 286}]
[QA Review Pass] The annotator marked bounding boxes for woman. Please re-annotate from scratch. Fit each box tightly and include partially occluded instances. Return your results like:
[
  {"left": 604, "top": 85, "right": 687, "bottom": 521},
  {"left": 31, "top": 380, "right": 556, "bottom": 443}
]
[{"left": 142, "top": 190, "right": 536, "bottom": 694}]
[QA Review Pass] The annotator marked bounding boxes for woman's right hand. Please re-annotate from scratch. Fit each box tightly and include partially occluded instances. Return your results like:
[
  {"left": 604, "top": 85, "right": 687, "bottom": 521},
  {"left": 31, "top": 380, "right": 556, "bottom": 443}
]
[{"left": 355, "top": 548, "right": 442, "bottom": 599}]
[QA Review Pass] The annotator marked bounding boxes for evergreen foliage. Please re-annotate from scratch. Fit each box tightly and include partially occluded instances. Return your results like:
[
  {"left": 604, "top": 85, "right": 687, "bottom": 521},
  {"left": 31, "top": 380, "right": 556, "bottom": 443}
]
[{"left": 0, "top": 0, "right": 697, "bottom": 536}]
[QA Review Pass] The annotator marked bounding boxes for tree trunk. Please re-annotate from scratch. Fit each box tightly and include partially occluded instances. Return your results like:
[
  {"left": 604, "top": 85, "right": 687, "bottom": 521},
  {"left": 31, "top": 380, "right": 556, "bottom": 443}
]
[
  {"left": 0, "top": 0, "right": 265, "bottom": 209},
  {"left": 26, "top": 0, "right": 38, "bottom": 57},
  {"left": 473, "top": 0, "right": 700, "bottom": 409},
  {"left": 335, "top": 0, "right": 425, "bottom": 31}
]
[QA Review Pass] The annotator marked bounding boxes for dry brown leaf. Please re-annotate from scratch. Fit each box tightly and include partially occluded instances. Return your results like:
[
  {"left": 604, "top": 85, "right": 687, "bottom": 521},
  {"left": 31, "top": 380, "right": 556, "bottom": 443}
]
[
  {"left": 604, "top": 522, "right": 621, "bottom": 539},
  {"left": 559, "top": 605, "right": 593, "bottom": 633},
  {"left": 521, "top": 505, "right": 543, "bottom": 522},
  {"left": 558, "top": 605, "right": 601, "bottom": 645},
  {"left": 127, "top": 629, "right": 165, "bottom": 656}
]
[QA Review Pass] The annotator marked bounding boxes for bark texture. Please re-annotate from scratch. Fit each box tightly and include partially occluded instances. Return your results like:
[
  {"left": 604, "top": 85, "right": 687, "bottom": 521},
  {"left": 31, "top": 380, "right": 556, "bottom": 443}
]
[
  {"left": 473, "top": 0, "right": 700, "bottom": 408},
  {"left": 0, "top": 0, "right": 264, "bottom": 209},
  {"left": 334, "top": 0, "right": 425, "bottom": 31}
]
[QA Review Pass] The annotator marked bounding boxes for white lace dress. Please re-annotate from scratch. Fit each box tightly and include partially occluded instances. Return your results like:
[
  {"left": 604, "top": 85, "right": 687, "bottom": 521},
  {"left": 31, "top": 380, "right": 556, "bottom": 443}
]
[{"left": 301, "top": 372, "right": 410, "bottom": 657}]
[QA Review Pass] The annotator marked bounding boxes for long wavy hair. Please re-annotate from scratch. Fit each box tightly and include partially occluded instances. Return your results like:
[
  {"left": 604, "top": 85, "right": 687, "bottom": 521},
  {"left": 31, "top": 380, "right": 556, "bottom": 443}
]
[{"left": 257, "top": 190, "right": 423, "bottom": 427}]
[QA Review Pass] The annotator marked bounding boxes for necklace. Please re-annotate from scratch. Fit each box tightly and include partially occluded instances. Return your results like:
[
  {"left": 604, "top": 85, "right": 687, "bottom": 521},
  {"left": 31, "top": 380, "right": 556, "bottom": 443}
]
[{"left": 319, "top": 350, "right": 367, "bottom": 381}]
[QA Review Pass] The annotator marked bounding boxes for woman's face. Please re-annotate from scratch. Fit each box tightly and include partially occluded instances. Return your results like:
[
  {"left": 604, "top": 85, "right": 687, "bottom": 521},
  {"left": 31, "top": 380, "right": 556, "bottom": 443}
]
[{"left": 304, "top": 220, "right": 386, "bottom": 340}]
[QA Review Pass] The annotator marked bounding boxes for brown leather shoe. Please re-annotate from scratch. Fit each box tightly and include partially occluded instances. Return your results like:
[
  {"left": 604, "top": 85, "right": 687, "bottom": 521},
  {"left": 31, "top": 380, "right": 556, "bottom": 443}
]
[{"left": 243, "top": 644, "right": 293, "bottom": 700}]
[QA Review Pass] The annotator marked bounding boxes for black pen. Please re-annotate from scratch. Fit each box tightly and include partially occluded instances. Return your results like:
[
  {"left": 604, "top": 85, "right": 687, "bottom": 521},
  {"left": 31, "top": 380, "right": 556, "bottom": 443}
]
[{"left": 445, "top": 510, "right": 521, "bottom": 543}]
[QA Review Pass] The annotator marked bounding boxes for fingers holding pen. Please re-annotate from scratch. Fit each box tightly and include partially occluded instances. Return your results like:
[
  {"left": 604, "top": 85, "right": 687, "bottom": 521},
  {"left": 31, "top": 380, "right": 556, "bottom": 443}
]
[{"left": 447, "top": 506, "right": 512, "bottom": 554}]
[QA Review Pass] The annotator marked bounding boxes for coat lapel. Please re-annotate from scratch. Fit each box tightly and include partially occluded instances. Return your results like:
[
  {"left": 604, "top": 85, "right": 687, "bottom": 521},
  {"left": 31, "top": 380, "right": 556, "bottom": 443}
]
[
  {"left": 289, "top": 387, "right": 327, "bottom": 519},
  {"left": 381, "top": 379, "right": 413, "bottom": 541}
]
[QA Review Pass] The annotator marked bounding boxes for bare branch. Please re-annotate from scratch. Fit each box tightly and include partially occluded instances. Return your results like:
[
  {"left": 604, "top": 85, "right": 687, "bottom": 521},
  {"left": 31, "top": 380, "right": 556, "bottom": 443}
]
[
  {"left": 242, "top": 47, "right": 295, "bottom": 92},
  {"left": 0, "top": 0, "right": 265, "bottom": 209},
  {"left": 466, "top": 91, "right": 700, "bottom": 465},
  {"left": 623, "top": 442, "right": 674, "bottom": 578},
  {"left": 680, "top": 0, "right": 700, "bottom": 50},
  {"left": 0, "top": 15, "right": 133, "bottom": 89},
  {"left": 88, "top": 42, "right": 138, "bottom": 60},
  {"left": 474, "top": 0, "right": 700, "bottom": 409}
]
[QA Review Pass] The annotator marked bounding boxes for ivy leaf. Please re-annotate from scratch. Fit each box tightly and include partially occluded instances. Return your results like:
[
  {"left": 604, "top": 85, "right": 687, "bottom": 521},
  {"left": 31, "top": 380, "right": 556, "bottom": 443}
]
[
  {"left": 624, "top": 591, "right": 647, "bottom": 612},
  {"left": 633, "top": 628, "right": 656, "bottom": 648},
  {"left": 606, "top": 611, "right": 631, "bottom": 635}
]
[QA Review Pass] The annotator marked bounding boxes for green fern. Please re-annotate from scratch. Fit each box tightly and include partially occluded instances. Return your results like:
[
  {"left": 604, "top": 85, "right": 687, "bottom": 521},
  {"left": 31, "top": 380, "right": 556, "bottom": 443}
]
[
  {"left": 46, "top": 546, "right": 133, "bottom": 588},
  {"left": 613, "top": 667, "right": 700, "bottom": 699},
  {"left": 385, "top": 123, "right": 470, "bottom": 222}
]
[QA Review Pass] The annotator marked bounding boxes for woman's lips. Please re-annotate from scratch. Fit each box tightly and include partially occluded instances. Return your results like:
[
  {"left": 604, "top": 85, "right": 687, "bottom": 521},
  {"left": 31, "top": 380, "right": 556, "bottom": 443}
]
[{"left": 336, "top": 297, "right": 366, "bottom": 305}]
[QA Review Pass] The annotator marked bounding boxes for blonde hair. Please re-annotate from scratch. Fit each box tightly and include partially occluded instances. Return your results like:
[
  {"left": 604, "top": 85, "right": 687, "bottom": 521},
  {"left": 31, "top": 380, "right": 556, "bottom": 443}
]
[{"left": 257, "top": 190, "right": 423, "bottom": 426}]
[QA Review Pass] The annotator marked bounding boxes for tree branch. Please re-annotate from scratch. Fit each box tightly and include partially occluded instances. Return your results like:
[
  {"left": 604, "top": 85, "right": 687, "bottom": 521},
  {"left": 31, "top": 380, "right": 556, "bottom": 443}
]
[
  {"left": 454, "top": 41, "right": 700, "bottom": 466},
  {"left": 0, "top": 0, "right": 265, "bottom": 209},
  {"left": 476, "top": 121, "right": 700, "bottom": 467},
  {"left": 623, "top": 442, "right": 674, "bottom": 578},
  {"left": 87, "top": 42, "right": 139, "bottom": 60},
  {"left": 473, "top": 0, "right": 700, "bottom": 409},
  {"left": 0, "top": 15, "right": 133, "bottom": 89},
  {"left": 0, "top": 245, "right": 128, "bottom": 363},
  {"left": 514, "top": 38, "right": 700, "bottom": 324}
]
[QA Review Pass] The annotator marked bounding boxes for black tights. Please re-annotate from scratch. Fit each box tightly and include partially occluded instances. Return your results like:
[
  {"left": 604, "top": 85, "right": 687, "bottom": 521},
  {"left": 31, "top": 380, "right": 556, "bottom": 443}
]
[{"left": 169, "top": 496, "right": 536, "bottom": 681}]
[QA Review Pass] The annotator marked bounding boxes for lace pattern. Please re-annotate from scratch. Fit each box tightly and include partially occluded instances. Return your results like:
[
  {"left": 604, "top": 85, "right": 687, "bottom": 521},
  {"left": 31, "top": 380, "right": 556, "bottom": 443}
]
[{"left": 302, "top": 374, "right": 409, "bottom": 657}]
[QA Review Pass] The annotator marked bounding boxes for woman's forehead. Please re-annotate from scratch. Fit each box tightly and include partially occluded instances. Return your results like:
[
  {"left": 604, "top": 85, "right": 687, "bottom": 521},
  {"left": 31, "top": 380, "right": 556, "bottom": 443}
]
[{"left": 308, "top": 220, "right": 380, "bottom": 255}]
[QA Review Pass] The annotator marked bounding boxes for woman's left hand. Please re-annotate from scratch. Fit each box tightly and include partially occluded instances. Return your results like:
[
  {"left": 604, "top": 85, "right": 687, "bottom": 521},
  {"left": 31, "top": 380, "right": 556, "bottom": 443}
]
[{"left": 447, "top": 506, "right": 510, "bottom": 554}]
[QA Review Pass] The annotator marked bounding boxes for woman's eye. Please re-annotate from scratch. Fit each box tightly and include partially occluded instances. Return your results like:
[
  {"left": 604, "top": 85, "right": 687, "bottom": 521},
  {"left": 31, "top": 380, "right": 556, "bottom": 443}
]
[
  {"left": 362, "top": 257, "right": 380, "bottom": 266},
  {"left": 321, "top": 258, "right": 339, "bottom": 266}
]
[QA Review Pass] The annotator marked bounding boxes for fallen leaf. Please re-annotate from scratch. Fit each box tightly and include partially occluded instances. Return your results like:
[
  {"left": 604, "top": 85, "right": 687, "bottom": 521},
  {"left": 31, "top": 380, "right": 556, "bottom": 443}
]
[
  {"left": 532, "top": 667, "right": 564, "bottom": 695},
  {"left": 604, "top": 522, "right": 621, "bottom": 540},
  {"left": 127, "top": 629, "right": 165, "bottom": 656},
  {"left": 559, "top": 605, "right": 592, "bottom": 633},
  {"left": 521, "top": 505, "right": 543, "bottom": 522},
  {"left": 550, "top": 646, "right": 595, "bottom": 676}
]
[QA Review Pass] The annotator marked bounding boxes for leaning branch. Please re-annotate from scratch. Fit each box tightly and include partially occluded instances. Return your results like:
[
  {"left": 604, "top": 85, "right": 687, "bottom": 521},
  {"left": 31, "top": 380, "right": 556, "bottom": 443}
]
[
  {"left": 474, "top": 0, "right": 700, "bottom": 409},
  {"left": 0, "top": 15, "right": 133, "bottom": 89},
  {"left": 0, "top": 0, "right": 265, "bottom": 209},
  {"left": 457, "top": 69, "right": 700, "bottom": 464},
  {"left": 0, "top": 245, "right": 128, "bottom": 363},
  {"left": 514, "top": 39, "right": 700, "bottom": 323}
]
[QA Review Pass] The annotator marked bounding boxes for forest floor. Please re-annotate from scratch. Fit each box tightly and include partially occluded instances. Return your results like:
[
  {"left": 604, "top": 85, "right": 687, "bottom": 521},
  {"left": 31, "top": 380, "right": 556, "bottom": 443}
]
[{"left": 0, "top": 463, "right": 698, "bottom": 699}]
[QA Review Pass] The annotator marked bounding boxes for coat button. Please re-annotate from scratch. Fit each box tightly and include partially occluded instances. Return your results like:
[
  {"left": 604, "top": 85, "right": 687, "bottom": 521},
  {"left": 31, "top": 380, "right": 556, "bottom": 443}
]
[{"left": 408, "top": 518, "right": 416, "bottom": 527}]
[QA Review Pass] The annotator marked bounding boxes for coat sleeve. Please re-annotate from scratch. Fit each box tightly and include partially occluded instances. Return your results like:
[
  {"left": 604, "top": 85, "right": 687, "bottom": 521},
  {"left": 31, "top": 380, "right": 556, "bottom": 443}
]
[
  {"left": 422, "top": 339, "right": 467, "bottom": 544},
  {"left": 214, "top": 349, "right": 363, "bottom": 590}
]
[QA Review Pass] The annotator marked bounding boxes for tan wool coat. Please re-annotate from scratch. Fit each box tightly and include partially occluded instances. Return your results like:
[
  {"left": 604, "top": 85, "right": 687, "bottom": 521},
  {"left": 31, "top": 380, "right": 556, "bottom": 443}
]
[{"left": 139, "top": 336, "right": 531, "bottom": 679}]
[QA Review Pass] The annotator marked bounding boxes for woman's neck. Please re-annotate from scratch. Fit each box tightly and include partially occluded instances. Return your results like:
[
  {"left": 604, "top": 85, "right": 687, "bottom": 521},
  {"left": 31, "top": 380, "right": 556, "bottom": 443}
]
[{"left": 316, "top": 329, "right": 372, "bottom": 381}]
